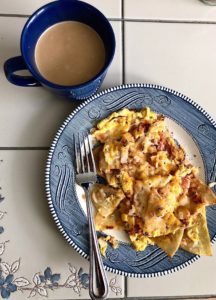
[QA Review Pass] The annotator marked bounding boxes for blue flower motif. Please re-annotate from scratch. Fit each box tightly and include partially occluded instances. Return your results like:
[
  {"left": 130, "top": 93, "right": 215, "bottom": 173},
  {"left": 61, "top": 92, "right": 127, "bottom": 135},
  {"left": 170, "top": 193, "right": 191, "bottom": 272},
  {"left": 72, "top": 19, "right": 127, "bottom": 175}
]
[
  {"left": 39, "top": 267, "right": 60, "bottom": 285},
  {"left": 0, "top": 274, "right": 17, "bottom": 299},
  {"left": 78, "top": 268, "right": 89, "bottom": 289}
]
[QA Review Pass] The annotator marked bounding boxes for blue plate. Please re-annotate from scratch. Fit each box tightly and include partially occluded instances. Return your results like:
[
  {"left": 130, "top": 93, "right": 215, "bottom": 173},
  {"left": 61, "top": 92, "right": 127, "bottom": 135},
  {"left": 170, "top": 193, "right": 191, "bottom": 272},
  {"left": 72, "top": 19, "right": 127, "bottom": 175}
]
[{"left": 46, "top": 84, "right": 216, "bottom": 278}]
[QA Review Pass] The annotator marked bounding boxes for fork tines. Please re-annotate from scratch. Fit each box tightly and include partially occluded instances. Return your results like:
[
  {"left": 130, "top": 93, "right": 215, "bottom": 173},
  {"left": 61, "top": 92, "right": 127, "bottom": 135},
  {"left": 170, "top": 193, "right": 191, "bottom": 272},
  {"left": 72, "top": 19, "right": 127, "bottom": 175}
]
[{"left": 74, "top": 133, "right": 96, "bottom": 174}]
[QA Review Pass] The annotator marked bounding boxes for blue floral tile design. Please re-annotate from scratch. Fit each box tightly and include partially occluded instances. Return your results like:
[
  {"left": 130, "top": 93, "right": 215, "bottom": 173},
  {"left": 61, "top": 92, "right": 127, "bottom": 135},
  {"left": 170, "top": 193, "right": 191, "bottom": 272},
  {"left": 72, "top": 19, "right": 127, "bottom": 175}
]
[
  {"left": 0, "top": 159, "right": 122, "bottom": 298},
  {"left": 0, "top": 273, "right": 17, "bottom": 299}
]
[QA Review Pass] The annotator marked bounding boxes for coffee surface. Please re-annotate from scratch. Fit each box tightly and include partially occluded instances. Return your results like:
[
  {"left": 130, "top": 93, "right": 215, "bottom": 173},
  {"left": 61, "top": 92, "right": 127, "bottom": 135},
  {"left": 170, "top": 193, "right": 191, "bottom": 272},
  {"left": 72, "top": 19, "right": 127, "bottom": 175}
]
[{"left": 35, "top": 21, "right": 105, "bottom": 86}]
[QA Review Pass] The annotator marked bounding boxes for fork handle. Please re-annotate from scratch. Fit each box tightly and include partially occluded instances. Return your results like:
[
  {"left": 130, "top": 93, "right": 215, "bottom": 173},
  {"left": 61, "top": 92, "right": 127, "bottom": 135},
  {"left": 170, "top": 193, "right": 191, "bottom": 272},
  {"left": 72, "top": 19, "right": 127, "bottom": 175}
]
[{"left": 83, "top": 185, "right": 109, "bottom": 300}]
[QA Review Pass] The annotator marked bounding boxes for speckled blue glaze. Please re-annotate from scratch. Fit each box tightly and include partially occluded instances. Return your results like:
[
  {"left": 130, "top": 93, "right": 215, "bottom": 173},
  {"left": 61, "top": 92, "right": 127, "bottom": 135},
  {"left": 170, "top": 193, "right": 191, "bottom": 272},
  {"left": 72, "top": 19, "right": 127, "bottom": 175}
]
[
  {"left": 4, "top": 0, "right": 115, "bottom": 100},
  {"left": 46, "top": 84, "right": 216, "bottom": 277}
]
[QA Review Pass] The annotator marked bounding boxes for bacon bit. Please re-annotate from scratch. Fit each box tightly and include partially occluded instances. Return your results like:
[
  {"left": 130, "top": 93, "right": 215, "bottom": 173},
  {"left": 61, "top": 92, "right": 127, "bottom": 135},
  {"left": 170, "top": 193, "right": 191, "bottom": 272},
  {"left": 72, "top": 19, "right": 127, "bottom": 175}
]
[
  {"left": 106, "top": 226, "right": 114, "bottom": 229},
  {"left": 170, "top": 169, "right": 176, "bottom": 176},
  {"left": 134, "top": 224, "right": 140, "bottom": 233},
  {"left": 157, "top": 188, "right": 164, "bottom": 194},
  {"left": 112, "top": 169, "right": 120, "bottom": 174},
  {"left": 189, "top": 188, "right": 203, "bottom": 204},
  {"left": 165, "top": 144, "right": 173, "bottom": 157},
  {"left": 149, "top": 211, "right": 155, "bottom": 218},
  {"left": 142, "top": 123, "right": 151, "bottom": 134},
  {"left": 158, "top": 136, "right": 174, "bottom": 158},
  {"left": 157, "top": 142, "right": 164, "bottom": 151},
  {"left": 156, "top": 206, "right": 163, "bottom": 212},
  {"left": 181, "top": 219, "right": 189, "bottom": 226},
  {"left": 189, "top": 189, "right": 195, "bottom": 196},
  {"left": 129, "top": 224, "right": 142, "bottom": 235},
  {"left": 147, "top": 157, "right": 156, "bottom": 167},
  {"left": 158, "top": 132, "right": 166, "bottom": 151},
  {"left": 143, "top": 123, "right": 150, "bottom": 133},
  {"left": 155, "top": 206, "right": 163, "bottom": 216},
  {"left": 182, "top": 176, "right": 190, "bottom": 190},
  {"left": 125, "top": 199, "right": 131, "bottom": 206},
  {"left": 158, "top": 115, "right": 165, "bottom": 121},
  {"left": 121, "top": 139, "right": 128, "bottom": 147},
  {"left": 192, "top": 197, "right": 203, "bottom": 204},
  {"left": 129, "top": 124, "right": 137, "bottom": 133},
  {"left": 99, "top": 133, "right": 107, "bottom": 140}
]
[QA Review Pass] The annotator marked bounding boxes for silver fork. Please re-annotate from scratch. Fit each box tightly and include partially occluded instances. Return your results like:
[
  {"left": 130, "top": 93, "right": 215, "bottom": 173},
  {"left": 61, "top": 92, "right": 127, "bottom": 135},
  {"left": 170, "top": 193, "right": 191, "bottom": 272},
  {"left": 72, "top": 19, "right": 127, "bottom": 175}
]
[{"left": 74, "top": 133, "right": 109, "bottom": 300}]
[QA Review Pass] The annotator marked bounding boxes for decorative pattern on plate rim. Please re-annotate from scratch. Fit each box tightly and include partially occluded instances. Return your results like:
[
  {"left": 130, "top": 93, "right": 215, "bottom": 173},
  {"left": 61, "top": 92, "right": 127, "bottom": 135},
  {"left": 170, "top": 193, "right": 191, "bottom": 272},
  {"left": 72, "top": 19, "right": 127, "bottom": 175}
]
[{"left": 45, "top": 83, "right": 216, "bottom": 278}]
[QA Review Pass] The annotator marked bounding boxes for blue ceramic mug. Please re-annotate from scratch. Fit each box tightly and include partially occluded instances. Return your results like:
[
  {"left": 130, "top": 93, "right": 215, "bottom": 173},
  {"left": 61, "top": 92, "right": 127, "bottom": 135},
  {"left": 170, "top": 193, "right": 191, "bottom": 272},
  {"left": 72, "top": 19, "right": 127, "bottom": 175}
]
[{"left": 4, "top": 0, "right": 115, "bottom": 100}]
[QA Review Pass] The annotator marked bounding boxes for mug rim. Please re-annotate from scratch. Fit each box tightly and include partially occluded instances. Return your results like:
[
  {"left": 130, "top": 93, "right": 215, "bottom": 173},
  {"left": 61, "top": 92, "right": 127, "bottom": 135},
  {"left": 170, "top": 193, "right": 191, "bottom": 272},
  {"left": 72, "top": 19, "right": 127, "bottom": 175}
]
[{"left": 20, "top": 0, "right": 116, "bottom": 90}]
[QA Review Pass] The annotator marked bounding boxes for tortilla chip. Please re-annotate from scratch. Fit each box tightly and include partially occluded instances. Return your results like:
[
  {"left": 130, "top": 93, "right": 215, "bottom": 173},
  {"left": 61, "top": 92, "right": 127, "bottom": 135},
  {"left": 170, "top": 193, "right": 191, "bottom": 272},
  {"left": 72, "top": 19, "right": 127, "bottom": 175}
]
[
  {"left": 94, "top": 211, "right": 123, "bottom": 231},
  {"left": 133, "top": 180, "right": 149, "bottom": 218},
  {"left": 91, "top": 184, "right": 125, "bottom": 217},
  {"left": 175, "top": 202, "right": 205, "bottom": 228},
  {"left": 145, "top": 188, "right": 176, "bottom": 218},
  {"left": 181, "top": 209, "right": 213, "bottom": 256},
  {"left": 189, "top": 178, "right": 216, "bottom": 206},
  {"left": 153, "top": 229, "right": 184, "bottom": 257}
]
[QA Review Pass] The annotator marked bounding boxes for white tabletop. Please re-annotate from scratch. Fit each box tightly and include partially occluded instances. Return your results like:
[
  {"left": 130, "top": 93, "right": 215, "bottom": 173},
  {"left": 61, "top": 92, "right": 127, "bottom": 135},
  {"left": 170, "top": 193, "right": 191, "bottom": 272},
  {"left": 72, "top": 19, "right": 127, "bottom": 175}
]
[{"left": 0, "top": 1, "right": 216, "bottom": 299}]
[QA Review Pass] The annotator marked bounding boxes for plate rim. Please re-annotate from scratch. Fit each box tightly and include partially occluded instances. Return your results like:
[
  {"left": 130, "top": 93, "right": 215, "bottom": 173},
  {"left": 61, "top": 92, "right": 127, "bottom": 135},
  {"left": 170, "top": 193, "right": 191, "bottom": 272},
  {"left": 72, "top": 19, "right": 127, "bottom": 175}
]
[{"left": 45, "top": 83, "right": 216, "bottom": 278}]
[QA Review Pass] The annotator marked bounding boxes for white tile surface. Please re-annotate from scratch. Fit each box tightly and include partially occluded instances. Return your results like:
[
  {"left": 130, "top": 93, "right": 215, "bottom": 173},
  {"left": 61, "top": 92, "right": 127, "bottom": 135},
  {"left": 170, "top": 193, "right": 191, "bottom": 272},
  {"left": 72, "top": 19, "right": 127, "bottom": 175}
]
[
  {"left": 0, "top": 150, "right": 124, "bottom": 300},
  {"left": 0, "top": 18, "right": 122, "bottom": 147},
  {"left": 125, "top": 0, "right": 216, "bottom": 22},
  {"left": 127, "top": 251, "right": 216, "bottom": 297},
  {"left": 0, "top": 0, "right": 121, "bottom": 18},
  {"left": 125, "top": 22, "right": 216, "bottom": 120},
  {"left": 125, "top": 22, "right": 216, "bottom": 297}
]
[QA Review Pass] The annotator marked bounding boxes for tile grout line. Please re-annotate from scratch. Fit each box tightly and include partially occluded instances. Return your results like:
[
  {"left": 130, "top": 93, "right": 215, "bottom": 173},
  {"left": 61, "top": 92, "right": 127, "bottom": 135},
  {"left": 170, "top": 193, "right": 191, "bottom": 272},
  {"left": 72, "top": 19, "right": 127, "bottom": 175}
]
[
  {"left": 124, "top": 274, "right": 128, "bottom": 298},
  {"left": 0, "top": 13, "right": 121, "bottom": 21},
  {"left": 0, "top": 13, "right": 29, "bottom": 18},
  {"left": 122, "top": 296, "right": 216, "bottom": 300},
  {"left": 1, "top": 13, "right": 216, "bottom": 24},
  {"left": 0, "top": 147, "right": 49, "bottom": 150},
  {"left": 77, "top": 298, "right": 179, "bottom": 300},
  {"left": 124, "top": 18, "right": 216, "bottom": 24},
  {"left": 121, "top": 0, "right": 125, "bottom": 85},
  {"left": 121, "top": 0, "right": 127, "bottom": 298}
]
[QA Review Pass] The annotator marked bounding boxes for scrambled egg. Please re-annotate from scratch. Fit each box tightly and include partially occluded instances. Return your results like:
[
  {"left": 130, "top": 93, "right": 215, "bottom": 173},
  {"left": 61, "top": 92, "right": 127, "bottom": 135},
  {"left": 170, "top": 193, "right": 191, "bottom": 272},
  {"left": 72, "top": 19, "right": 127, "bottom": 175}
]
[
  {"left": 98, "top": 235, "right": 119, "bottom": 257},
  {"left": 91, "top": 107, "right": 216, "bottom": 257}
]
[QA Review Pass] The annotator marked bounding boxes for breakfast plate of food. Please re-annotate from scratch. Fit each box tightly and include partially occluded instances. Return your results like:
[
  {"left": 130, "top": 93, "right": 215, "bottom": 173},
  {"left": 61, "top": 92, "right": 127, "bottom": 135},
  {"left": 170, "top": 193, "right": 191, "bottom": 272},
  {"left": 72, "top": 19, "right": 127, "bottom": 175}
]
[{"left": 46, "top": 84, "right": 216, "bottom": 277}]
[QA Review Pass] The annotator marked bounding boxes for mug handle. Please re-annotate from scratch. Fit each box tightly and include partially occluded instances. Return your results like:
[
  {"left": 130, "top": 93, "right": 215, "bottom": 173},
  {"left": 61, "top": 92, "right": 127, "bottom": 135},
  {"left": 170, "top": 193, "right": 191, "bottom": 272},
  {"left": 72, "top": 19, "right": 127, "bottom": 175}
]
[{"left": 4, "top": 56, "right": 41, "bottom": 87}]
